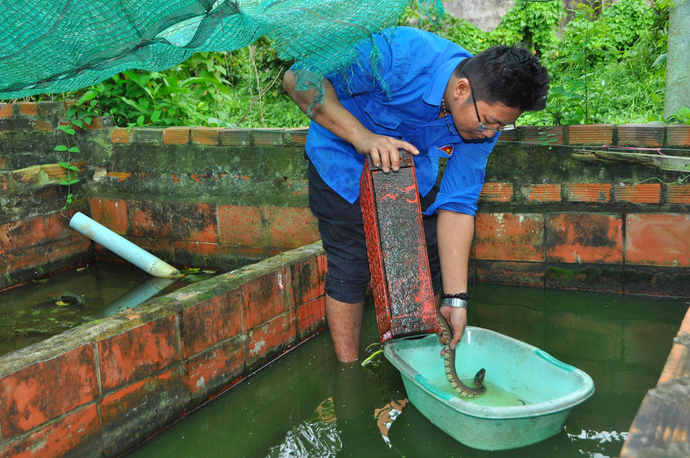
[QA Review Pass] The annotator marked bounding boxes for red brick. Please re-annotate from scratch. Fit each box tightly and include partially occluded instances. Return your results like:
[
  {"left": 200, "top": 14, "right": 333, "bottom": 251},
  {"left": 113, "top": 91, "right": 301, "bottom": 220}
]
[
  {"left": 496, "top": 128, "right": 518, "bottom": 141},
  {"left": 282, "top": 128, "right": 309, "bottom": 146},
  {"left": 127, "top": 201, "right": 173, "bottom": 239},
  {"left": 180, "top": 289, "right": 243, "bottom": 358},
  {"left": 267, "top": 206, "right": 320, "bottom": 249},
  {"left": 296, "top": 296, "right": 326, "bottom": 339},
  {"left": 83, "top": 117, "right": 104, "bottom": 130},
  {"left": 618, "top": 124, "right": 664, "bottom": 147},
  {"left": 162, "top": 127, "right": 191, "bottom": 145},
  {"left": 88, "top": 197, "right": 129, "bottom": 235},
  {"left": 170, "top": 202, "right": 219, "bottom": 243},
  {"left": 667, "top": 124, "right": 690, "bottom": 147},
  {"left": 520, "top": 126, "right": 565, "bottom": 145},
  {"left": 0, "top": 104, "right": 13, "bottom": 117},
  {"left": 218, "top": 205, "right": 269, "bottom": 246},
  {"left": 626, "top": 213, "right": 690, "bottom": 267},
  {"left": 2, "top": 245, "right": 49, "bottom": 276},
  {"left": 98, "top": 316, "right": 181, "bottom": 392},
  {"left": 244, "top": 311, "right": 297, "bottom": 368},
  {"left": 0, "top": 404, "right": 102, "bottom": 458},
  {"left": 478, "top": 182, "right": 513, "bottom": 202},
  {"left": 184, "top": 337, "right": 245, "bottom": 397},
  {"left": 667, "top": 183, "right": 690, "bottom": 204},
  {"left": 46, "top": 234, "right": 91, "bottom": 264},
  {"left": 475, "top": 260, "right": 544, "bottom": 287},
  {"left": 523, "top": 184, "right": 561, "bottom": 202},
  {"left": 568, "top": 124, "right": 614, "bottom": 145},
  {"left": 218, "top": 244, "right": 269, "bottom": 259},
  {"left": 99, "top": 368, "right": 186, "bottom": 456},
  {"left": 252, "top": 129, "right": 283, "bottom": 146},
  {"left": 122, "top": 236, "right": 174, "bottom": 257},
  {"left": 32, "top": 119, "right": 53, "bottom": 131},
  {"left": 474, "top": 213, "right": 545, "bottom": 262},
  {"left": 0, "top": 157, "right": 7, "bottom": 168},
  {"left": 0, "top": 345, "right": 98, "bottom": 439},
  {"left": 240, "top": 267, "right": 293, "bottom": 329},
  {"left": 546, "top": 213, "right": 623, "bottom": 264},
  {"left": 17, "top": 102, "right": 38, "bottom": 116},
  {"left": 219, "top": 129, "right": 251, "bottom": 147},
  {"left": 191, "top": 127, "right": 221, "bottom": 145},
  {"left": 291, "top": 254, "right": 327, "bottom": 305},
  {"left": 564, "top": 183, "right": 611, "bottom": 203},
  {"left": 172, "top": 241, "right": 220, "bottom": 258},
  {"left": 0, "top": 216, "right": 46, "bottom": 254},
  {"left": 614, "top": 183, "right": 661, "bottom": 204},
  {"left": 110, "top": 128, "right": 133, "bottom": 144}
]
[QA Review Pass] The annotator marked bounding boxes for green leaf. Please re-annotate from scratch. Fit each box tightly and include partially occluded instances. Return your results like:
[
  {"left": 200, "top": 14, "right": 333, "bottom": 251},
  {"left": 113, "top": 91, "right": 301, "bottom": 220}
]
[
  {"left": 80, "top": 90, "right": 98, "bottom": 102},
  {"left": 65, "top": 128, "right": 76, "bottom": 135},
  {"left": 151, "top": 110, "right": 162, "bottom": 122},
  {"left": 72, "top": 119, "right": 83, "bottom": 128},
  {"left": 58, "top": 162, "right": 79, "bottom": 171},
  {"left": 66, "top": 106, "right": 77, "bottom": 118},
  {"left": 54, "top": 145, "right": 68, "bottom": 151},
  {"left": 84, "top": 117, "right": 92, "bottom": 126},
  {"left": 137, "top": 115, "right": 145, "bottom": 126},
  {"left": 68, "top": 146, "right": 80, "bottom": 153}
]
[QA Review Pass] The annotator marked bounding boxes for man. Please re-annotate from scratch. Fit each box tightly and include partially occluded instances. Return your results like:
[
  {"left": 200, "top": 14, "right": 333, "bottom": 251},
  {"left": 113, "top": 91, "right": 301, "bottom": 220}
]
[{"left": 283, "top": 27, "right": 550, "bottom": 362}]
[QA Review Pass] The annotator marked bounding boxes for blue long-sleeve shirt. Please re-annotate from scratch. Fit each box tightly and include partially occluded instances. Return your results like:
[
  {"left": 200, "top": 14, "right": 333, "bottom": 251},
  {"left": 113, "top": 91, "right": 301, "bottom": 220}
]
[{"left": 304, "top": 27, "right": 499, "bottom": 216}]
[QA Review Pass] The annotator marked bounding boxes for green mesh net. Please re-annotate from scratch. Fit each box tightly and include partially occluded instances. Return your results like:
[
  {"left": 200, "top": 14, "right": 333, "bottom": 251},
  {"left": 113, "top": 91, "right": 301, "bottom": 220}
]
[{"left": 0, "top": 0, "right": 444, "bottom": 100}]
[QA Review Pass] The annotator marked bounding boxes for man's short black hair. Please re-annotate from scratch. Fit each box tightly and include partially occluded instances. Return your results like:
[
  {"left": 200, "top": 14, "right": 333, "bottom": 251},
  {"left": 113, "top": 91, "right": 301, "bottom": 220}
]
[{"left": 454, "top": 46, "right": 550, "bottom": 112}]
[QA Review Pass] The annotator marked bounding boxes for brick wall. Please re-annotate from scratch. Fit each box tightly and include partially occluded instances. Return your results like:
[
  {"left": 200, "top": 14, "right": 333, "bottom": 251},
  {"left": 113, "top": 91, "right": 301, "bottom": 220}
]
[
  {"left": 0, "top": 242, "right": 327, "bottom": 458},
  {"left": 1, "top": 100, "right": 690, "bottom": 296}
]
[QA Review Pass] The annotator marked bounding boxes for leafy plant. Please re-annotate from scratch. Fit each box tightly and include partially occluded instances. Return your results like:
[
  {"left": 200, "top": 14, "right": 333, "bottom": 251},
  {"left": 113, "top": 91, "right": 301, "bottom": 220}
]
[{"left": 57, "top": 92, "right": 98, "bottom": 211}]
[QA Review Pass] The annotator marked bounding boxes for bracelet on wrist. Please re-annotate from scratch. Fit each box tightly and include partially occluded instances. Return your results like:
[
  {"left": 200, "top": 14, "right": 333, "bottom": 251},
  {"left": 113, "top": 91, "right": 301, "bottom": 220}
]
[
  {"left": 441, "top": 292, "right": 470, "bottom": 301},
  {"left": 442, "top": 298, "right": 468, "bottom": 309}
]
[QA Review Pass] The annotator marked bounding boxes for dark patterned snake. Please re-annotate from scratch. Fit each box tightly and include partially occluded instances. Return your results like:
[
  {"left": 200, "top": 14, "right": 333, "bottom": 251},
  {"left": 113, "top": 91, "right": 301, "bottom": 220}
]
[{"left": 437, "top": 310, "right": 486, "bottom": 397}]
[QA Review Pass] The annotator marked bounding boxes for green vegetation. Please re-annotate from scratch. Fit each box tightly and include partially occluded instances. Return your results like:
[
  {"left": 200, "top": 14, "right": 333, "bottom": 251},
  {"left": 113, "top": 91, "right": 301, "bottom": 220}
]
[{"left": 21, "top": 0, "right": 685, "bottom": 127}]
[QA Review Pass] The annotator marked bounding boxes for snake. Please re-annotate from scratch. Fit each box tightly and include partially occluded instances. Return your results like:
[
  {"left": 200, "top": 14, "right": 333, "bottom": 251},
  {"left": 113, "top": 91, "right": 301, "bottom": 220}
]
[{"left": 436, "top": 310, "right": 487, "bottom": 397}]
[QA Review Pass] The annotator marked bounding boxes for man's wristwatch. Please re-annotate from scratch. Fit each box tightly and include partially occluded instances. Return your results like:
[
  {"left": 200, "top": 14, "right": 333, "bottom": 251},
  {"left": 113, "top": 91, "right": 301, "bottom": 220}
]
[{"left": 442, "top": 298, "right": 468, "bottom": 309}]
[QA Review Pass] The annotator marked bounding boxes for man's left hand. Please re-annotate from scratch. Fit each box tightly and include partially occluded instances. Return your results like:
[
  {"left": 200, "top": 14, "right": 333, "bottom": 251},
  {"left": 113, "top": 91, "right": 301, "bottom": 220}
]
[{"left": 439, "top": 305, "right": 467, "bottom": 350}]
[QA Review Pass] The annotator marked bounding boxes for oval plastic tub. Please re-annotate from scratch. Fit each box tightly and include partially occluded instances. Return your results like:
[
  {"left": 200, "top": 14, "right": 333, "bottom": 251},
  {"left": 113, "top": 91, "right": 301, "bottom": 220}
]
[{"left": 384, "top": 326, "right": 595, "bottom": 451}]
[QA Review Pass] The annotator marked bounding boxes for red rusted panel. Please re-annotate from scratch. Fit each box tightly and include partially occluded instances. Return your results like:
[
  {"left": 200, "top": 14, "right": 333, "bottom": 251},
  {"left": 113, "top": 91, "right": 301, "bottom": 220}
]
[{"left": 360, "top": 150, "right": 438, "bottom": 343}]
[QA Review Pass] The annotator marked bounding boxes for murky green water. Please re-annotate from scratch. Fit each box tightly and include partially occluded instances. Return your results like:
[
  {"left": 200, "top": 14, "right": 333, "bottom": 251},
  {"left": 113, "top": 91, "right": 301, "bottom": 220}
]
[
  {"left": 127, "top": 284, "right": 689, "bottom": 458},
  {"left": 0, "top": 263, "right": 220, "bottom": 356}
]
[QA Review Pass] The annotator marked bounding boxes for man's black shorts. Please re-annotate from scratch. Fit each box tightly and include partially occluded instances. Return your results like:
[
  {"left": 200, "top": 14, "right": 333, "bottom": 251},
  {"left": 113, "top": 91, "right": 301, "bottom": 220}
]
[{"left": 307, "top": 156, "right": 442, "bottom": 304}]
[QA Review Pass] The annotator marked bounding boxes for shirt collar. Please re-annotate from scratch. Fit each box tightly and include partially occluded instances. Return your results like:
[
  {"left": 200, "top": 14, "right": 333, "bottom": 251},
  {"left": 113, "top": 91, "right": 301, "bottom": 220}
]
[{"left": 422, "top": 56, "right": 467, "bottom": 107}]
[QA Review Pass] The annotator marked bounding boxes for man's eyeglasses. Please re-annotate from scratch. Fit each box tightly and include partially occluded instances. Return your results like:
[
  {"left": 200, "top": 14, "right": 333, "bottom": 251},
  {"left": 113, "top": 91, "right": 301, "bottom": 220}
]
[{"left": 462, "top": 71, "right": 514, "bottom": 133}]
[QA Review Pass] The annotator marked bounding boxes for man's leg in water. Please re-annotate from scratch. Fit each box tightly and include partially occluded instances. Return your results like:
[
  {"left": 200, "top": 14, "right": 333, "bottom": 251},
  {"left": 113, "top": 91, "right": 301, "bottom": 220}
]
[{"left": 326, "top": 295, "right": 364, "bottom": 362}]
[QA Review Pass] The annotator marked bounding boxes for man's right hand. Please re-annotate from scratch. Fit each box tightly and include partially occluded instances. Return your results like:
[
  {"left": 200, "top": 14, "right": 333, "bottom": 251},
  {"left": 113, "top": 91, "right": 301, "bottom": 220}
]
[{"left": 354, "top": 132, "right": 419, "bottom": 173}]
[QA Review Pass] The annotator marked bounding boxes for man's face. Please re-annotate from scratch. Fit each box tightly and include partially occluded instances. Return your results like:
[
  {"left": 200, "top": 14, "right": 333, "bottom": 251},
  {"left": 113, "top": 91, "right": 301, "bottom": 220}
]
[{"left": 445, "top": 77, "right": 523, "bottom": 142}]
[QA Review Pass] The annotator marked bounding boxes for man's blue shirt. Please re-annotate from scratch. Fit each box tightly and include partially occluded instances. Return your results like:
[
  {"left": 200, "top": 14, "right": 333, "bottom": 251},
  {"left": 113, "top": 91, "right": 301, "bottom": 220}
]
[{"left": 304, "top": 27, "right": 499, "bottom": 216}]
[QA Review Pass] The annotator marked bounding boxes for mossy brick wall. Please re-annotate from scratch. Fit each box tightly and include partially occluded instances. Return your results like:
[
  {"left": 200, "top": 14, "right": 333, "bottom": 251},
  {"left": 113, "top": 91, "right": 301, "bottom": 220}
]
[
  {"left": 2, "top": 101, "right": 690, "bottom": 295},
  {"left": 0, "top": 102, "right": 111, "bottom": 290},
  {"left": 0, "top": 242, "right": 327, "bottom": 458},
  {"left": 474, "top": 124, "right": 690, "bottom": 296}
]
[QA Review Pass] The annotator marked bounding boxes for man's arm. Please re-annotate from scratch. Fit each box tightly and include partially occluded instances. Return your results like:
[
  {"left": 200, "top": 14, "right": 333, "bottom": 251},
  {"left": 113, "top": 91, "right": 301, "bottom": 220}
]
[
  {"left": 437, "top": 209, "right": 474, "bottom": 349},
  {"left": 283, "top": 70, "right": 419, "bottom": 172}
]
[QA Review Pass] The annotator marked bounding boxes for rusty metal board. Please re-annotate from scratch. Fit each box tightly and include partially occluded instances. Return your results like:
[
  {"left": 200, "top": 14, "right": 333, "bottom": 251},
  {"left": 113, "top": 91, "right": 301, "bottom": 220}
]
[{"left": 360, "top": 150, "right": 438, "bottom": 343}]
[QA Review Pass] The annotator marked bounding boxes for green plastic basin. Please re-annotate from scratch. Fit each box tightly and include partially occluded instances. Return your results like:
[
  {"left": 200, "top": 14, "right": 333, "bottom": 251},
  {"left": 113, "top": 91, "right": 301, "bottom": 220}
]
[{"left": 384, "top": 326, "right": 595, "bottom": 451}]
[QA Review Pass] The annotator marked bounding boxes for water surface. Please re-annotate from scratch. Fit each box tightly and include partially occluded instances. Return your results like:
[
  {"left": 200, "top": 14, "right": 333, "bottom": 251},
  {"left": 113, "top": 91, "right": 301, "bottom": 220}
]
[
  {"left": 127, "top": 284, "right": 689, "bottom": 458},
  {"left": 0, "top": 263, "right": 220, "bottom": 356}
]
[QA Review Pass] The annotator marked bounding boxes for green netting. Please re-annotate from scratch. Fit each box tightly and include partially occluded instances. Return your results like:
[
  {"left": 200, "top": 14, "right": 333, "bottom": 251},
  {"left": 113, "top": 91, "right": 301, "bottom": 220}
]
[{"left": 0, "top": 0, "right": 444, "bottom": 100}]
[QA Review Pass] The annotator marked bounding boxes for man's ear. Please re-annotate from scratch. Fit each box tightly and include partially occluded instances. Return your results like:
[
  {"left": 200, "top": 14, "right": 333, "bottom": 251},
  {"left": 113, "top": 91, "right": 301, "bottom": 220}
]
[{"left": 454, "top": 77, "right": 469, "bottom": 100}]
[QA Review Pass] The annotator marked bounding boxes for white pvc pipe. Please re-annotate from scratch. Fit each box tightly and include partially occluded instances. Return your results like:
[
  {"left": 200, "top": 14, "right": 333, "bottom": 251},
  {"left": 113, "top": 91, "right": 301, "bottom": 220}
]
[{"left": 70, "top": 212, "right": 183, "bottom": 279}]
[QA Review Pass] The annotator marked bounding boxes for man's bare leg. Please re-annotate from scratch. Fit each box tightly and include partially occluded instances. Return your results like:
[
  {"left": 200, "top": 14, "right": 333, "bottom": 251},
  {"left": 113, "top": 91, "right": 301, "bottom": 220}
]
[{"left": 326, "top": 294, "right": 364, "bottom": 362}]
